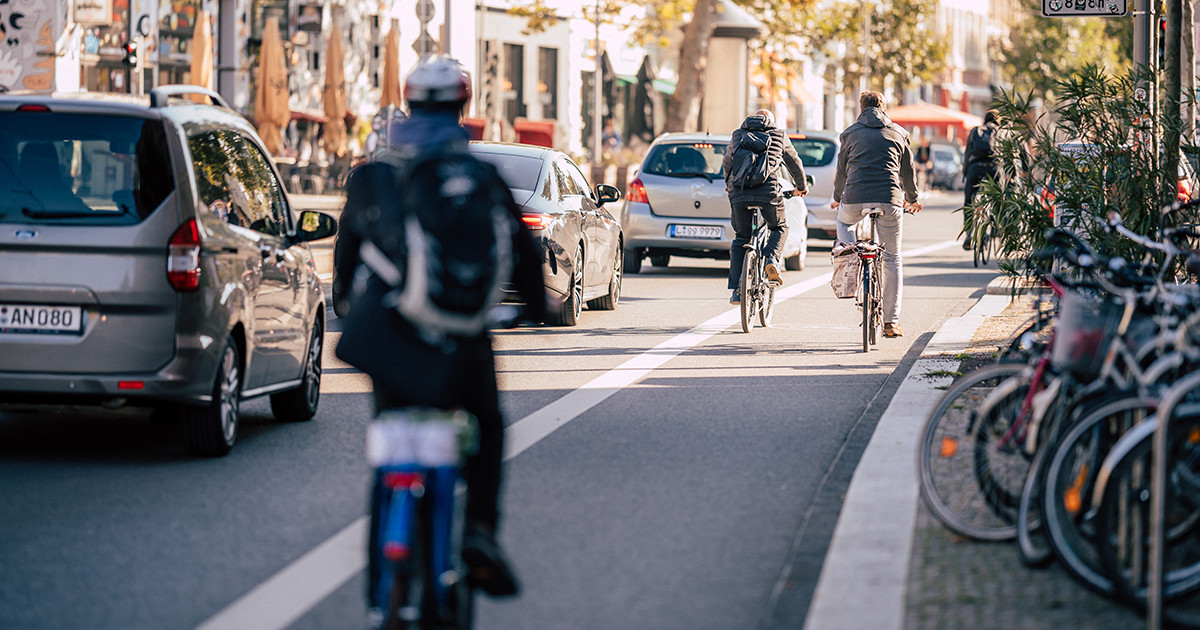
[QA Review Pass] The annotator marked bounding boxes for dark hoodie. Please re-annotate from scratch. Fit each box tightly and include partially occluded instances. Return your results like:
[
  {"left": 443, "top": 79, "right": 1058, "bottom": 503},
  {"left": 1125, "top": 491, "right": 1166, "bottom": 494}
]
[
  {"left": 721, "top": 114, "right": 807, "bottom": 202},
  {"left": 833, "top": 107, "right": 918, "bottom": 208}
]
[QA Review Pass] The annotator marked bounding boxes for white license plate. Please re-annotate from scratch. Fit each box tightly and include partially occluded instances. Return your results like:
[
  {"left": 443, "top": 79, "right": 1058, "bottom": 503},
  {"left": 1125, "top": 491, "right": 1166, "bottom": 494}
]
[
  {"left": 670, "top": 224, "right": 723, "bottom": 240},
  {"left": 0, "top": 304, "right": 83, "bottom": 334}
]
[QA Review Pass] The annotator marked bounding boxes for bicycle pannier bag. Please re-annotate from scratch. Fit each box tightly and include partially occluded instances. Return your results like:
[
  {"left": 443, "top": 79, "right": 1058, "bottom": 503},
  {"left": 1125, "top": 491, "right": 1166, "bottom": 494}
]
[{"left": 830, "top": 243, "right": 860, "bottom": 299}]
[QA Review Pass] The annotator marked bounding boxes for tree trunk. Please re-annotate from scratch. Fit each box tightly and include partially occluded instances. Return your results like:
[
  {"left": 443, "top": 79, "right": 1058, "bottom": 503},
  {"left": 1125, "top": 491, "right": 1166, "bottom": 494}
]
[{"left": 665, "top": 0, "right": 719, "bottom": 132}]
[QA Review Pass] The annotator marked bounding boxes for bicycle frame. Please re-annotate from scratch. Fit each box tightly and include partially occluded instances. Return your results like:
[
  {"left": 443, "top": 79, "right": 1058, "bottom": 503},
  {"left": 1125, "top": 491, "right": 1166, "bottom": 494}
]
[{"left": 368, "top": 409, "right": 476, "bottom": 628}]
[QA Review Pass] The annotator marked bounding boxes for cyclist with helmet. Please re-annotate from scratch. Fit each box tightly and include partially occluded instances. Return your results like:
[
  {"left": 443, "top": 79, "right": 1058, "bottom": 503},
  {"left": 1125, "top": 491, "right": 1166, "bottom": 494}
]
[{"left": 335, "top": 56, "right": 546, "bottom": 609}]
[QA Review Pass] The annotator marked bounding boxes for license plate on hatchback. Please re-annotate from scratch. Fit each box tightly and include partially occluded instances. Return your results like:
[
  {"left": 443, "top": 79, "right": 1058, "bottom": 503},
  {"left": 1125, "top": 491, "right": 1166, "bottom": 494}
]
[
  {"left": 669, "top": 224, "right": 723, "bottom": 240},
  {"left": 0, "top": 304, "right": 84, "bottom": 334}
]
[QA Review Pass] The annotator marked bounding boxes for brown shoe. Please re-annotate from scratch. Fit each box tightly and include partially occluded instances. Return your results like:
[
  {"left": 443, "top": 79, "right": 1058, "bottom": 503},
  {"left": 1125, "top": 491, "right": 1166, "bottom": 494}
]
[{"left": 883, "top": 323, "right": 903, "bottom": 338}]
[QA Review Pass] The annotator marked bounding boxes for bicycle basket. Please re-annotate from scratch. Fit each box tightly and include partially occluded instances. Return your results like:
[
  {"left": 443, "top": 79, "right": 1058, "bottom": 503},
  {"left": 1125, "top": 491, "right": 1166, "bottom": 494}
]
[
  {"left": 1049, "top": 291, "right": 1124, "bottom": 380},
  {"left": 830, "top": 243, "right": 861, "bottom": 299}
]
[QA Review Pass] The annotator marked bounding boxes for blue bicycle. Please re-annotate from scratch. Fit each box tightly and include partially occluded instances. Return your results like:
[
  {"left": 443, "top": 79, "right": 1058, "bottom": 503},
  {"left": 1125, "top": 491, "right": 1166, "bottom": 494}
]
[{"left": 367, "top": 408, "right": 478, "bottom": 630}]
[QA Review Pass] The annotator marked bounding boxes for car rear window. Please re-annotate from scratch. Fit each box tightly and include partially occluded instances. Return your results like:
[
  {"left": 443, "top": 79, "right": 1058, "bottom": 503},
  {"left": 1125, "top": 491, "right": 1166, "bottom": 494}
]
[
  {"left": 471, "top": 151, "right": 543, "bottom": 192},
  {"left": 789, "top": 137, "right": 836, "bottom": 167},
  {"left": 642, "top": 142, "right": 726, "bottom": 178},
  {"left": 0, "top": 112, "right": 175, "bottom": 225}
]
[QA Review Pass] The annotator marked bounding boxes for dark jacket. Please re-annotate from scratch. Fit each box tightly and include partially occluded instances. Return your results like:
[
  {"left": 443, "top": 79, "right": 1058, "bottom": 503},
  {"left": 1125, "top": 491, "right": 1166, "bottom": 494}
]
[
  {"left": 833, "top": 107, "right": 918, "bottom": 208},
  {"left": 964, "top": 122, "right": 998, "bottom": 168},
  {"left": 721, "top": 114, "right": 808, "bottom": 202}
]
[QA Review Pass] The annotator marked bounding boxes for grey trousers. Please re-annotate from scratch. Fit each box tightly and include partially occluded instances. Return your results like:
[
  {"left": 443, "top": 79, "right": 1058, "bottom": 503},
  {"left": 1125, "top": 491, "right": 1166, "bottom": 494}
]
[{"left": 836, "top": 203, "right": 903, "bottom": 324}]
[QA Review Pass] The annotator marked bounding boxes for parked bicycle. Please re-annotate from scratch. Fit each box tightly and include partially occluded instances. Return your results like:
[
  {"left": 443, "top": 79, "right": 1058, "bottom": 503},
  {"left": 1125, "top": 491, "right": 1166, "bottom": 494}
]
[{"left": 738, "top": 189, "right": 797, "bottom": 333}]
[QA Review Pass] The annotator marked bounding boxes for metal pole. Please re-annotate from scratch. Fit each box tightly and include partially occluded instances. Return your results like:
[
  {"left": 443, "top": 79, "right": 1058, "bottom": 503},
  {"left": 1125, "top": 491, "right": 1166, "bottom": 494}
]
[
  {"left": 593, "top": 0, "right": 602, "bottom": 168},
  {"left": 444, "top": 0, "right": 451, "bottom": 55}
]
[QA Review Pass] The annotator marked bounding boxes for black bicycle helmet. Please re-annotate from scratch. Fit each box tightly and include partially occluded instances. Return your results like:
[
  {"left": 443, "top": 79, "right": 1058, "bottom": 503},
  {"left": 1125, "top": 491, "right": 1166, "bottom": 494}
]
[{"left": 404, "top": 55, "right": 471, "bottom": 107}]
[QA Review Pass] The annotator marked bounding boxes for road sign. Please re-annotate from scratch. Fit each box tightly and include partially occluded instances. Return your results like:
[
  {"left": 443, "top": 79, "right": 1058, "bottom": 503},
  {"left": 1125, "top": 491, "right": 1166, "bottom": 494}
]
[
  {"left": 1043, "top": 0, "right": 1127, "bottom": 16},
  {"left": 416, "top": 0, "right": 435, "bottom": 22},
  {"left": 413, "top": 30, "right": 436, "bottom": 55}
]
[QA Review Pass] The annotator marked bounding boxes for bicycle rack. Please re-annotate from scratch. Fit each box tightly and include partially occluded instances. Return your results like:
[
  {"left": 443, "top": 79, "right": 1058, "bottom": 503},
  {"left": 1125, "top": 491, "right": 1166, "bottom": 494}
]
[{"left": 1146, "top": 370, "right": 1200, "bottom": 629}]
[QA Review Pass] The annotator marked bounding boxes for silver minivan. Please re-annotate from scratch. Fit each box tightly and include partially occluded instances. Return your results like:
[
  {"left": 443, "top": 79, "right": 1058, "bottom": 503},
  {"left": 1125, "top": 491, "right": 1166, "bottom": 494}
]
[{"left": 0, "top": 86, "right": 338, "bottom": 456}]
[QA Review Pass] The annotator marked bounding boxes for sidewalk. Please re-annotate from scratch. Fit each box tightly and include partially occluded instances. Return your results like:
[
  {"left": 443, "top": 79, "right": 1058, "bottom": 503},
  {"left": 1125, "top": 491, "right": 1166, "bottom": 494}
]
[{"left": 804, "top": 282, "right": 1144, "bottom": 630}]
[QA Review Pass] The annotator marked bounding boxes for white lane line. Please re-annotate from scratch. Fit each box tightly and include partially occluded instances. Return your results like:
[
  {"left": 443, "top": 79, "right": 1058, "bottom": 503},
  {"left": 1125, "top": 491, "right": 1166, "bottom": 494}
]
[{"left": 194, "top": 239, "right": 960, "bottom": 630}]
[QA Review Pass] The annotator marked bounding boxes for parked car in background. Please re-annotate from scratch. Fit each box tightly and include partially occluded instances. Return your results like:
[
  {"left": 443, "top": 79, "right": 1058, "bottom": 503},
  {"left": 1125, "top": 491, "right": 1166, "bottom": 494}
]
[
  {"left": 621, "top": 132, "right": 809, "bottom": 271},
  {"left": 0, "top": 86, "right": 339, "bottom": 456},
  {"left": 928, "top": 142, "right": 964, "bottom": 190},
  {"left": 788, "top": 130, "right": 839, "bottom": 240},
  {"left": 470, "top": 141, "right": 624, "bottom": 326}
]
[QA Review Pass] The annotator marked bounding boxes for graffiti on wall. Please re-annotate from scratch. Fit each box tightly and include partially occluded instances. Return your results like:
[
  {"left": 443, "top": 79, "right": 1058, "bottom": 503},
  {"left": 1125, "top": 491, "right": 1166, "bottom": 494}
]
[{"left": 0, "top": 0, "right": 57, "bottom": 92}]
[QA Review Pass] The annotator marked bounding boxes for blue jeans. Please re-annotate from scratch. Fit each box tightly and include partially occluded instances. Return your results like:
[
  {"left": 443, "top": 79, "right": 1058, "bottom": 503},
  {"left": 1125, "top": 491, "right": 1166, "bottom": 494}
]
[{"left": 836, "top": 202, "right": 903, "bottom": 324}]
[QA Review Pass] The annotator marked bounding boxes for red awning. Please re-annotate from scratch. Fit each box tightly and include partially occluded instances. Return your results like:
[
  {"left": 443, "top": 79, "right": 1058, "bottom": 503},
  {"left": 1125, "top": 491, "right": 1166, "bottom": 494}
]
[
  {"left": 886, "top": 102, "right": 982, "bottom": 128},
  {"left": 290, "top": 109, "right": 329, "bottom": 123}
]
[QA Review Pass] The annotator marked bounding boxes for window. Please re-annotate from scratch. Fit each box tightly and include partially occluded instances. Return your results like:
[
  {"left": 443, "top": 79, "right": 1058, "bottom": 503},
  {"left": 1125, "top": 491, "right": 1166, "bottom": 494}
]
[
  {"left": 0, "top": 113, "right": 174, "bottom": 225},
  {"left": 642, "top": 143, "right": 726, "bottom": 178},
  {"left": 788, "top": 138, "right": 836, "bottom": 168},
  {"left": 559, "top": 157, "right": 594, "bottom": 200},
  {"left": 187, "top": 129, "right": 288, "bottom": 236},
  {"left": 538, "top": 47, "right": 558, "bottom": 121},
  {"left": 503, "top": 43, "right": 525, "bottom": 124}
]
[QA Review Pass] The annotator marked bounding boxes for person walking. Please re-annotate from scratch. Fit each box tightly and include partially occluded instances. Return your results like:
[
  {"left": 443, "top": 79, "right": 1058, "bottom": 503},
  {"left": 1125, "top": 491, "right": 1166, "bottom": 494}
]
[
  {"left": 962, "top": 110, "right": 999, "bottom": 249},
  {"left": 831, "top": 91, "right": 922, "bottom": 338},
  {"left": 721, "top": 109, "right": 808, "bottom": 304}
]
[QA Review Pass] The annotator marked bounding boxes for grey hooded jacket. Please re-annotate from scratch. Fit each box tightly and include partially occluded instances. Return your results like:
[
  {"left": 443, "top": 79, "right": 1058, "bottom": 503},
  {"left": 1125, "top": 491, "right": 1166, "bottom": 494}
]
[
  {"left": 721, "top": 114, "right": 807, "bottom": 203},
  {"left": 833, "top": 107, "right": 918, "bottom": 208}
]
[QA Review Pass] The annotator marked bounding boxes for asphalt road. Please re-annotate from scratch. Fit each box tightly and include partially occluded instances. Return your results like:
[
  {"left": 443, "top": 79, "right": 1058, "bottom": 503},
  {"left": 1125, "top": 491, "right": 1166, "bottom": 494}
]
[{"left": 0, "top": 189, "right": 1000, "bottom": 630}]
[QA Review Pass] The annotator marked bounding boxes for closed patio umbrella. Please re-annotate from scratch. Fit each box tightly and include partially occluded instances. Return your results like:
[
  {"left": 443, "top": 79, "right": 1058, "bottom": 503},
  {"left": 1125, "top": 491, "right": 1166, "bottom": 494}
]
[
  {"left": 187, "top": 10, "right": 212, "bottom": 103},
  {"left": 322, "top": 30, "right": 347, "bottom": 157},
  {"left": 254, "top": 18, "right": 290, "bottom": 155},
  {"left": 380, "top": 24, "right": 402, "bottom": 110}
]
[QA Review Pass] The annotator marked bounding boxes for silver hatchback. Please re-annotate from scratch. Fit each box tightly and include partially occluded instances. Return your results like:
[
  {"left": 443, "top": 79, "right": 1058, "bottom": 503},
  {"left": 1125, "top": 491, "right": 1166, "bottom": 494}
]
[
  {"left": 620, "top": 132, "right": 809, "bottom": 273},
  {"left": 0, "top": 86, "right": 338, "bottom": 456}
]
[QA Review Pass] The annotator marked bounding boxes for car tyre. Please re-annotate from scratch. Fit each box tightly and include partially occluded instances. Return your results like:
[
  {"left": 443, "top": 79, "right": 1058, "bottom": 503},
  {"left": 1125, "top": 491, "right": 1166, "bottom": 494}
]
[
  {"left": 785, "top": 227, "right": 807, "bottom": 271},
  {"left": 586, "top": 247, "right": 621, "bottom": 311},
  {"left": 547, "top": 250, "right": 583, "bottom": 326},
  {"left": 623, "top": 247, "right": 642, "bottom": 274},
  {"left": 181, "top": 338, "right": 241, "bottom": 457},
  {"left": 270, "top": 318, "right": 323, "bottom": 421},
  {"left": 331, "top": 276, "right": 348, "bottom": 318}
]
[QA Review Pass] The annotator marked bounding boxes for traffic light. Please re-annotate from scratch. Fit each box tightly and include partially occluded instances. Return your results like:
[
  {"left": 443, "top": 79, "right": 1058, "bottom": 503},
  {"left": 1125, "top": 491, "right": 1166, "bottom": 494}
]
[{"left": 122, "top": 40, "right": 139, "bottom": 68}]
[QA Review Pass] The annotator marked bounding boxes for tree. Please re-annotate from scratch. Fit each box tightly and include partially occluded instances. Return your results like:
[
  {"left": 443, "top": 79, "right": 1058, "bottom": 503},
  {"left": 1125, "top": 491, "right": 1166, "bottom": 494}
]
[{"left": 993, "top": 0, "right": 1131, "bottom": 103}]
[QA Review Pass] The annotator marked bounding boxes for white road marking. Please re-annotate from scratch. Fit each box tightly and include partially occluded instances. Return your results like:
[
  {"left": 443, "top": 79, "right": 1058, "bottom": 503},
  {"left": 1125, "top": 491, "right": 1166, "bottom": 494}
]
[{"left": 194, "top": 239, "right": 960, "bottom": 630}]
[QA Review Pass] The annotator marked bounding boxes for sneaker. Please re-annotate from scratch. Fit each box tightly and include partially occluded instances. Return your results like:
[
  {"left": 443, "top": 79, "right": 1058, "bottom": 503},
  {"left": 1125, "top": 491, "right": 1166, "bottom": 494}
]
[
  {"left": 462, "top": 523, "right": 520, "bottom": 597},
  {"left": 729, "top": 290, "right": 740, "bottom": 305},
  {"left": 764, "top": 261, "right": 783, "bottom": 287},
  {"left": 883, "top": 322, "right": 903, "bottom": 338}
]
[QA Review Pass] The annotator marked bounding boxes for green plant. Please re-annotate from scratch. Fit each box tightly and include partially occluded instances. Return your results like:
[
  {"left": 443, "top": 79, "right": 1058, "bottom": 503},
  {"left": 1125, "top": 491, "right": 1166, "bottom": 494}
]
[{"left": 969, "top": 64, "right": 1199, "bottom": 280}]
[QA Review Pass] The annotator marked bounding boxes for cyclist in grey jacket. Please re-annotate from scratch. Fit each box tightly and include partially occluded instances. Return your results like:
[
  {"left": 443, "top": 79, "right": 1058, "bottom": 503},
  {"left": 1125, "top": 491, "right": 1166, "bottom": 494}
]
[
  {"left": 831, "top": 91, "right": 922, "bottom": 338},
  {"left": 721, "top": 109, "right": 808, "bottom": 304}
]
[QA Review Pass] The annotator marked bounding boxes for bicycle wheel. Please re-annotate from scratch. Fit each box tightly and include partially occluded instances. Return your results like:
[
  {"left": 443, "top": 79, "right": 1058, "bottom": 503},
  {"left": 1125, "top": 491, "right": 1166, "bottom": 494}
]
[
  {"left": 1092, "top": 410, "right": 1200, "bottom": 607},
  {"left": 1017, "top": 441, "right": 1054, "bottom": 567},
  {"left": 379, "top": 491, "right": 428, "bottom": 630},
  {"left": 1040, "top": 396, "right": 1154, "bottom": 598},
  {"left": 918, "top": 362, "right": 1033, "bottom": 541},
  {"left": 740, "top": 248, "right": 756, "bottom": 333},
  {"left": 869, "top": 258, "right": 883, "bottom": 346},
  {"left": 758, "top": 282, "right": 775, "bottom": 327},
  {"left": 860, "top": 260, "right": 871, "bottom": 352}
]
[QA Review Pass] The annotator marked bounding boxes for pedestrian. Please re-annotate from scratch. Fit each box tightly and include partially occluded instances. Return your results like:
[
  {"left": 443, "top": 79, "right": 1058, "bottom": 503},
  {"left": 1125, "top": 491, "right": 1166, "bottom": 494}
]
[
  {"left": 831, "top": 91, "right": 922, "bottom": 338},
  {"left": 914, "top": 137, "right": 932, "bottom": 192},
  {"left": 721, "top": 108, "right": 808, "bottom": 304},
  {"left": 962, "top": 110, "right": 999, "bottom": 249}
]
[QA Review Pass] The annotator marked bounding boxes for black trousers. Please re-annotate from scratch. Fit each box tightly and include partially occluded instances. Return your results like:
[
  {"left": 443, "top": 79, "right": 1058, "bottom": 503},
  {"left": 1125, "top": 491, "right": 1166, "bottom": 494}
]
[
  {"left": 963, "top": 162, "right": 997, "bottom": 228},
  {"left": 367, "top": 338, "right": 504, "bottom": 607},
  {"left": 728, "top": 196, "right": 788, "bottom": 290}
]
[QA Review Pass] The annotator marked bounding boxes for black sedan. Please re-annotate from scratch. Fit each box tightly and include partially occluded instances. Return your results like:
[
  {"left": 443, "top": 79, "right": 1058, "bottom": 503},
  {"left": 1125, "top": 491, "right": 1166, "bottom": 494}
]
[{"left": 469, "top": 141, "right": 624, "bottom": 326}]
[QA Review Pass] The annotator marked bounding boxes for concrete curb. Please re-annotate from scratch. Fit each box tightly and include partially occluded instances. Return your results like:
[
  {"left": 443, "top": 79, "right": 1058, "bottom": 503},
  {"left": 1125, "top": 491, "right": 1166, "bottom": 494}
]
[{"left": 803, "top": 293, "right": 1012, "bottom": 630}]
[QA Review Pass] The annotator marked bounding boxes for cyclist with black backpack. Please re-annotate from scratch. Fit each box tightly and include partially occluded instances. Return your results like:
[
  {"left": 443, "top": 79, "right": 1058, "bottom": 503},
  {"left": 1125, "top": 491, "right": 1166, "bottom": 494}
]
[
  {"left": 962, "top": 110, "right": 998, "bottom": 249},
  {"left": 722, "top": 109, "right": 808, "bottom": 305},
  {"left": 333, "top": 56, "right": 546, "bottom": 615}
]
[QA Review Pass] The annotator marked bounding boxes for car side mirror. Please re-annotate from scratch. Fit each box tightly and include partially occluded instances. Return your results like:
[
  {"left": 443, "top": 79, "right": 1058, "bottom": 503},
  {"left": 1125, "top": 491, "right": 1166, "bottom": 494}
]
[
  {"left": 294, "top": 210, "right": 338, "bottom": 242},
  {"left": 595, "top": 183, "right": 622, "bottom": 205},
  {"left": 806, "top": 174, "right": 814, "bottom": 186}
]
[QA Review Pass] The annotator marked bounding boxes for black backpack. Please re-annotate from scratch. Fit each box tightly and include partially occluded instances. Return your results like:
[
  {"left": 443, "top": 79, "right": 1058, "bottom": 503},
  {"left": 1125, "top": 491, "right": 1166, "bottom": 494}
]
[
  {"left": 354, "top": 149, "right": 515, "bottom": 342},
  {"left": 967, "top": 125, "right": 994, "bottom": 163},
  {"left": 728, "top": 131, "right": 772, "bottom": 189}
]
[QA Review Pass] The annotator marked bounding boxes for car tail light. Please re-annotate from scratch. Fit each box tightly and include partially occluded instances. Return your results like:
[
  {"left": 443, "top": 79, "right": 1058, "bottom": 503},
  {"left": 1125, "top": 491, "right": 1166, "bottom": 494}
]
[
  {"left": 522, "top": 214, "right": 552, "bottom": 231},
  {"left": 167, "top": 219, "right": 202, "bottom": 292},
  {"left": 626, "top": 178, "right": 649, "bottom": 204}
]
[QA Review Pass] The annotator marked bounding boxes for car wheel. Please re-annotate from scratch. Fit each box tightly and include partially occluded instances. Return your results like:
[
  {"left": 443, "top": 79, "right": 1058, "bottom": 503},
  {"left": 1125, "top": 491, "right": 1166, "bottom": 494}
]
[
  {"left": 331, "top": 276, "right": 348, "bottom": 318},
  {"left": 181, "top": 338, "right": 241, "bottom": 457},
  {"left": 270, "top": 318, "right": 323, "bottom": 421},
  {"left": 623, "top": 247, "right": 643, "bottom": 274},
  {"left": 586, "top": 246, "right": 621, "bottom": 311},
  {"left": 650, "top": 254, "right": 670, "bottom": 268},
  {"left": 785, "top": 228, "right": 807, "bottom": 271},
  {"left": 547, "top": 250, "right": 583, "bottom": 326}
]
